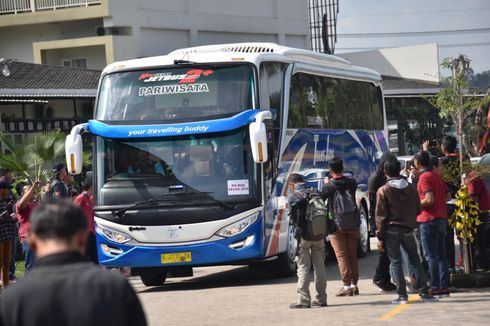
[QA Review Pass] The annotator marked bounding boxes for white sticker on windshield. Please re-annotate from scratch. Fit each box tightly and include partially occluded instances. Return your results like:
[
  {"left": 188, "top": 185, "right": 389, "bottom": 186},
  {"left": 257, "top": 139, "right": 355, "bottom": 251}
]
[{"left": 227, "top": 180, "right": 249, "bottom": 196}]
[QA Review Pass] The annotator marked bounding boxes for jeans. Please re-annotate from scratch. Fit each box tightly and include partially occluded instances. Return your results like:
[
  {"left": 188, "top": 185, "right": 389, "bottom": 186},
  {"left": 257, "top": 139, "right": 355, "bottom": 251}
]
[
  {"left": 0, "top": 240, "right": 12, "bottom": 288},
  {"left": 86, "top": 233, "right": 99, "bottom": 265},
  {"left": 385, "top": 230, "right": 428, "bottom": 298},
  {"left": 296, "top": 239, "right": 327, "bottom": 305},
  {"left": 330, "top": 229, "right": 360, "bottom": 286},
  {"left": 419, "top": 218, "right": 450, "bottom": 291},
  {"left": 9, "top": 224, "right": 18, "bottom": 278},
  {"left": 373, "top": 251, "right": 391, "bottom": 283},
  {"left": 446, "top": 204, "right": 456, "bottom": 269},
  {"left": 21, "top": 241, "right": 35, "bottom": 272}
]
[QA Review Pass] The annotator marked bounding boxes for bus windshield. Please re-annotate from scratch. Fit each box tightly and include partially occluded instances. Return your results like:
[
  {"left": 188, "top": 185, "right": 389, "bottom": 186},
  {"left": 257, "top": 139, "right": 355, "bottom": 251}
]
[
  {"left": 96, "top": 64, "right": 255, "bottom": 122},
  {"left": 95, "top": 128, "right": 259, "bottom": 207}
]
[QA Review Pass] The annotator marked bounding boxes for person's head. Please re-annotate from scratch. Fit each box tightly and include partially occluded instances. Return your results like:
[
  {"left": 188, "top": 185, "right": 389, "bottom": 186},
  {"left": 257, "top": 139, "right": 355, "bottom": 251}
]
[
  {"left": 287, "top": 173, "right": 304, "bottom": 191},
  {"left": 429, "top": 155, "right": 439, "bottom": 168},
  {"left": 329, "top": 157, "right": 344, "bottom": 176},
  {"left": 441, "top": 135, "right": 457, "bottom": 154},
  {"left": 29, "top": 199, "right": 88, "bottom": 257},
  {"left": 82, "top": 178, "right": 94, "bottom": 196},
  {"left": 383, "top": 159, "right": 401, "bottom": 178},
  {"left": 0, "top": 177, "right": 12, "bottom": 197},
  {"left": 413, "top": 151, "right": 430, "bottom": 169},
  {"left": 53, "top": 163, "right": 68, "bottom": 181},
  {"left": 0, "top": 168, "right": 12, "bottom": 184}
]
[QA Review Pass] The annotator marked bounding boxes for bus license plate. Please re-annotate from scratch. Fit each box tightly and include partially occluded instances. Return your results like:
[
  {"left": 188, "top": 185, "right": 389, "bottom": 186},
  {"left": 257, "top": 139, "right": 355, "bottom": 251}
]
[{"left": 161, "top": 252, "right": 192, "bottom": 264}]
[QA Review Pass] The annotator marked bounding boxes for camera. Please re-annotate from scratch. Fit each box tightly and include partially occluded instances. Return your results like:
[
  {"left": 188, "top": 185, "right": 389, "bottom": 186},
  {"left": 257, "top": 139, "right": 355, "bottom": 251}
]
[
  {"left": 405, "top": 159, "right": 415, "bottom": 169},
  {"left": 428, "top": 139, "right": 438, "bottom": 147}
]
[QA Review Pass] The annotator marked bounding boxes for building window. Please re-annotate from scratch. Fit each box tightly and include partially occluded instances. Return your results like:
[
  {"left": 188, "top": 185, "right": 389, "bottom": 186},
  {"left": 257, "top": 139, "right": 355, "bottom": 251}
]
[{"left": 61, "top": 58, "right": 87, "bottom": 69}]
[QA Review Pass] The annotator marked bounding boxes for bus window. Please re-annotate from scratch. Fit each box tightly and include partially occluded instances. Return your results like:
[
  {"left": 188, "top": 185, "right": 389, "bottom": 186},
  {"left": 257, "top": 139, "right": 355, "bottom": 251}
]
[{"left": 288, "top": 73, "right": 384, "bottom": 130}]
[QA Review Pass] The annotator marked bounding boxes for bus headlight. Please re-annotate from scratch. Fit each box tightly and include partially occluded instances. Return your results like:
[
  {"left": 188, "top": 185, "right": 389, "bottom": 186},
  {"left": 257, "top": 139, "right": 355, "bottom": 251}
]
[
  {"left": 97, "top": 225, "right": 132, "bottom": 244},
  {"left": 216, "top": 213, "right": 259, "bottom": 238}
]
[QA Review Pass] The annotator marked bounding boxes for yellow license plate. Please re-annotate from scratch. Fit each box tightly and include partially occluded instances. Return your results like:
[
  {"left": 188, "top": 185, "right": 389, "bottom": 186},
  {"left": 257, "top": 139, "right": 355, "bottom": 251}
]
[{"left": 161, "top": 252, "right": 192, "bottom": 264}]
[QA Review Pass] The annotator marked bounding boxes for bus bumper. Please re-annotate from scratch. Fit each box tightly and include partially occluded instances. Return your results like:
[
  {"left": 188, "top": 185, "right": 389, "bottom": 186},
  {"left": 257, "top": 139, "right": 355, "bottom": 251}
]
[{"left": 96, "top": 219, "right": 263, "bottom": 267}]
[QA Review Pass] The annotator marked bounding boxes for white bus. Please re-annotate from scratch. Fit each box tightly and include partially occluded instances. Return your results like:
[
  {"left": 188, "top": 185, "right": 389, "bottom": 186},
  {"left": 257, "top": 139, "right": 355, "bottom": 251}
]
[{"left": 66, "top": 43, "right": 388, "bottom": 286}]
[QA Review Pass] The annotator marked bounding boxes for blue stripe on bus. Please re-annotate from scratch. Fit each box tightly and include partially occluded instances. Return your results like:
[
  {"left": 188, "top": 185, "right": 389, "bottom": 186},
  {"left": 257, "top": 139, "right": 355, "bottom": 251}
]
[{"left": 87, "top": 109, "right": 261, "bottom": 139}]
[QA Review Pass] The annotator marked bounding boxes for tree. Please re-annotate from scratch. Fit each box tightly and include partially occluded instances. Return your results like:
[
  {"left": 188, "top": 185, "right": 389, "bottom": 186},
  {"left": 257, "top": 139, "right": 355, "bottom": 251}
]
[
  {"left": 0, "top": 131, "right": 65, "bottom": 184},
  {"left": 426, "top": 55, "right": 488, "bottom": 179},
  {"left": 426, "top": 55, "right": 489, "bottom": 274}
]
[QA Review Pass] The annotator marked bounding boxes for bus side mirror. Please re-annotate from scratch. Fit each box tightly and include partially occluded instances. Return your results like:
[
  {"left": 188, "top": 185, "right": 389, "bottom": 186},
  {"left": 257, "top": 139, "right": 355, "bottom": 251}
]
[
  {"left": 65, "top": 124, "right": 87, "bottom": 175},
  {"left": 249, "top": 110, "right": 272, "bottom": 163}
]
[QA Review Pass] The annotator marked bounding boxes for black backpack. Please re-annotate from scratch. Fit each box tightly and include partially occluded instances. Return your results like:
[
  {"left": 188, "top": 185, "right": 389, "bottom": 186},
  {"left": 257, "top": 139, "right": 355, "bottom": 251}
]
[
  {"left": 300, "top": 189, "right": 329, "bottom": 241},
  {"left": 331, "top": 185, "right": 360, "bottom": 230}
]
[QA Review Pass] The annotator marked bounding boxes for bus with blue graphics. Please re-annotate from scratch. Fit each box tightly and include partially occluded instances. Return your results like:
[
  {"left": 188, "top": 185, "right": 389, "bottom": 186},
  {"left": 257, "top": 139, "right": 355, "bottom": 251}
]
[{"left": 65, "top": 43, "right": 388, "bottom": 286}]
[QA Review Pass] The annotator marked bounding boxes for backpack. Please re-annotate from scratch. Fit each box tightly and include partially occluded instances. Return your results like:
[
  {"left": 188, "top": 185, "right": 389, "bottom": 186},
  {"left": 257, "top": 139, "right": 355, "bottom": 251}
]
[
  {"left": 300, "top": 190, "right": 329, "bottom": 241},
  {"left": 331, "top": 185, "right": 360, "bottom": 230}
]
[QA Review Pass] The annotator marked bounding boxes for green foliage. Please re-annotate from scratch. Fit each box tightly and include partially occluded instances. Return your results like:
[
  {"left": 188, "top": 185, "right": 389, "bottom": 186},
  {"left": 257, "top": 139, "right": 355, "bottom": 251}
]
[
  {"left": 0, "top": 131, "right": 65, "bottom": 183},
  {"left": 469, "top": 69, "right": 490, "bottom": 92}
]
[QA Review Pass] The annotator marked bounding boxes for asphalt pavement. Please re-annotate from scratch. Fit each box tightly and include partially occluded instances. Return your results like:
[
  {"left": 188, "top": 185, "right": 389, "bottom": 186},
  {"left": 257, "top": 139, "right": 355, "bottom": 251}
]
[{"left": 132, "top": 239, "right": 490, "bottom": 326}]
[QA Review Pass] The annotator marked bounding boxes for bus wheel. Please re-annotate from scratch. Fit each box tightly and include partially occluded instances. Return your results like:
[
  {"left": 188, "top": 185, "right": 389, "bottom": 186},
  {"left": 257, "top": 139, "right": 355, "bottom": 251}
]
[
  {"left": 139, "top": 267, "right": 168, "bottom": 286},
  {"left": 270, "top": 224, "right": 297, "bottom": 277},
  {"left": 357, "top": 204, "right": 370, "bottom": 258}
]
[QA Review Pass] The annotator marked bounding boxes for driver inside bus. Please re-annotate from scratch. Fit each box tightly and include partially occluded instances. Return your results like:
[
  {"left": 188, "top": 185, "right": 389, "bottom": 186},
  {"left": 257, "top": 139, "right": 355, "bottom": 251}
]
[{"left": 128, "top": 147, "right": 167, "bottom": 175}]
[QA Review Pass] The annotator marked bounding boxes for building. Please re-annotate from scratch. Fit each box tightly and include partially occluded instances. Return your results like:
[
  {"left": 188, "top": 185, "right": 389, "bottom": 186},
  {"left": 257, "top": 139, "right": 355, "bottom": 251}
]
[
  {"left": 0, "top": 61, "right": 100, "bottom": 151},
  {"left": 0, "top": 0, "right": 310, "bottom": 70}
]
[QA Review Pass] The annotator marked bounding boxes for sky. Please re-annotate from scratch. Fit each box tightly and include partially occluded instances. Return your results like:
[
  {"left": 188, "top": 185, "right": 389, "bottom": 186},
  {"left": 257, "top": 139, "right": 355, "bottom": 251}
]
[{"left": 334, "top": 0, "right": 490, "bottom": 74}]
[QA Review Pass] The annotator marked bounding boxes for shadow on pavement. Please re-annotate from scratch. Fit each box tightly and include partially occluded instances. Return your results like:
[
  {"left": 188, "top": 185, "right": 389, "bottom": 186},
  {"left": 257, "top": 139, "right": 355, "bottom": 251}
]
[
  {"left": 136, "top": 249, "right": 383, "bottom": 293},
  {"left": 138, "top": 265, "right": 297, "bottom": 293}
]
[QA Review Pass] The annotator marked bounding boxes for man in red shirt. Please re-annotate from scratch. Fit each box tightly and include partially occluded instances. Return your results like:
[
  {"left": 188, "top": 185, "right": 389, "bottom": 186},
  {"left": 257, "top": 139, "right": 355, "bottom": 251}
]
[
  {"left": 466, "top": 172, "right": 490, "bottom": 270},
  {"left": 414, "top": 151, "right": 451, "bottom": 297},
  {"left": 16, "top": 181, "right": 40, "bottom": 272},
  {"left": 73, "top": 178, "right": 97, "bottom": 264}
]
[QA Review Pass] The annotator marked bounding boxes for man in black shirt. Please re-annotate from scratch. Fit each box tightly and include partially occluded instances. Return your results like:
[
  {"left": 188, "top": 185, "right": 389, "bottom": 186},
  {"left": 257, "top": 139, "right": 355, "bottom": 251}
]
[
  {"left": 50, "top": 163, "right": 70, "bottom": 199},
  {"left": 0, "top": 199, "right": 147, "bottom": 326}
]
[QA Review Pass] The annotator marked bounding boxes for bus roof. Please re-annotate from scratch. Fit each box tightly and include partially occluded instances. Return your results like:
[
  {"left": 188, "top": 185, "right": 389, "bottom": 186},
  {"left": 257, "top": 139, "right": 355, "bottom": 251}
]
[{"left": 102, "top": 42, "right": 381, "bottom": 81}]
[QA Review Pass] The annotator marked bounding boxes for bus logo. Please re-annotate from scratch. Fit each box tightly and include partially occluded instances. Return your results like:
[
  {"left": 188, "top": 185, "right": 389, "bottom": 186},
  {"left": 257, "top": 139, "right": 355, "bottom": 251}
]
[{"left": 167, "top": 227, "right": 180, "bottom": 239}]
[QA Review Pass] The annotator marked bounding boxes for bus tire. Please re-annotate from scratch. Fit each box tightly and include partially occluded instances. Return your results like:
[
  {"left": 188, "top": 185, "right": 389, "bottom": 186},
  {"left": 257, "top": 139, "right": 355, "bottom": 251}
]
[
  {"left": 357, "top": 204, "right": 370, "bottom": 258},
  {"left": 270, "top": 224, "right": 297, "bottom": 277},
  {"left": 140, "top": 268, "right": 168, "bottom": 287}
]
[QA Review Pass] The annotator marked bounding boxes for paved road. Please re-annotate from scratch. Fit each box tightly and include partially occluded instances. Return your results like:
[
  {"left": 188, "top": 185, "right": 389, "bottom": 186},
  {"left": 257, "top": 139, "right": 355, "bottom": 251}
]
[{"left": 132, "top": 239, "right": 490, "bottom": 326}]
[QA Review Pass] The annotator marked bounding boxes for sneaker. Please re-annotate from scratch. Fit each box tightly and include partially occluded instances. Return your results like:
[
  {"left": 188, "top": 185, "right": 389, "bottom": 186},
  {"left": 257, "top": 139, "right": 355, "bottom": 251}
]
[
  {"left": 352, "top": 285, "right": 359, "bottom": 295},
  {"left": 311, "top": 300, "right": 327, "bottom": 307},
  {"left": 391, "top": 297, "right": 408, "bottom": 304},
  {"left": 373, "top": 280, "right": 397, "bottom": 292},
  {"left": 336, "top": 287, "right": 354, "bottom": 297},
  {"left": 289, "top": 302, "right": 311, "bottom": 309},
  {"left": 419, "top": 292, "right": 438, "bottom": 301},
  {"left": 8, "top": 276, "right": 17, "bottom": 283},
  {"left": 438, "top": 288, "right": 450, "bottom": 297}
]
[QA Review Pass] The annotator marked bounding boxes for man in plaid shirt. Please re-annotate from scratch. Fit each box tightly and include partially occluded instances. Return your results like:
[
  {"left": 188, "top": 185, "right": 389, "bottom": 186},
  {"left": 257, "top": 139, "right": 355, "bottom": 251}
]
[{"left": 0, "top": 177, "right": 17, "bottom": 289}]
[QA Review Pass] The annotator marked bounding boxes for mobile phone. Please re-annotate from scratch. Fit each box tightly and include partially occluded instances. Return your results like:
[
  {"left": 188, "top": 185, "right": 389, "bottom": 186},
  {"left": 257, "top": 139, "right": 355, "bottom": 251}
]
[{"left": 429, "top": 139, "right": 438, "bottom": 147}]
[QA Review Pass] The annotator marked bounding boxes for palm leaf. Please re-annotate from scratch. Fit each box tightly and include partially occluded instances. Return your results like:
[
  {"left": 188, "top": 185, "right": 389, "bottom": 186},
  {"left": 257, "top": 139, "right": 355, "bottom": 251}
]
[{"left": 0, "top": 133, "right": 20, "bottom": 153}]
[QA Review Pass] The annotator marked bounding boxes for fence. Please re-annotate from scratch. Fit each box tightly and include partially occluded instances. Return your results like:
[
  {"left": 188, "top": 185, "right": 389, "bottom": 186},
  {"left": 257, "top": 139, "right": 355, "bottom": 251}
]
[
  {"left": 0, "top": 0, "right": 101, "bottom": 14},
  {"left": 1, "top": 118, "right": 87, "bottom": 133}
]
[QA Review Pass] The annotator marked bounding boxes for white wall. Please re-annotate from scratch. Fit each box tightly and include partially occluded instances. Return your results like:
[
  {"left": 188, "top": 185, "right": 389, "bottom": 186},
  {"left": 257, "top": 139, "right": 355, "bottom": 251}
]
[
  {"left": 0, "top": 19, "right": 102, "bottom": 63},
  {"left": 1, "top": 0, "right": 309, "bottom": 67},
  {"left": 108, "top": 0, "right": 309, "bottom": 59},
  {"left": 339, "top": 44, "right": 440, "bottom": 82}
]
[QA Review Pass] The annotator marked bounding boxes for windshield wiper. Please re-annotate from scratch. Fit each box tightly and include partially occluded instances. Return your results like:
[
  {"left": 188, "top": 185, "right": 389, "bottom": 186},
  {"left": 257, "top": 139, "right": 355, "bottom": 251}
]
[
  {"left": 113, "top": 198, "right": 177, "bottom": 218},
  {"left": 164, "top": 190, "right": 235, "bottom": 211}
]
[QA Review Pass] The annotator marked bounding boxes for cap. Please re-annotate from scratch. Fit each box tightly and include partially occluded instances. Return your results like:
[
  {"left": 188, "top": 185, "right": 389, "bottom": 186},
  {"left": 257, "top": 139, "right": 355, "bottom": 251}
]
[{"left": 52, "top": 163, "right": 65, "bottom": 173}]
